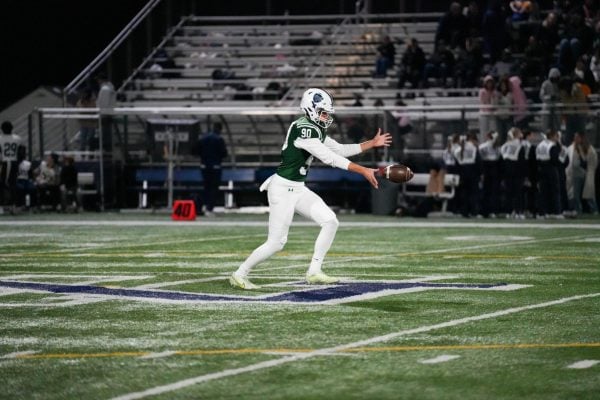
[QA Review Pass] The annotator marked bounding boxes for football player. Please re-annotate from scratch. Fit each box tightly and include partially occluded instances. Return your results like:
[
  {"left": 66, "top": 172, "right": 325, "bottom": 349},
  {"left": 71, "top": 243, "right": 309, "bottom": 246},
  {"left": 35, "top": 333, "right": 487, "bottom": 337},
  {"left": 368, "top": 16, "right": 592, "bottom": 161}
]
[
  {"left": 0, "top": 121, "right": 22, "bottom": 209},
  {"left": 230, "top": 88, "right": 391, "bottom": 289}
]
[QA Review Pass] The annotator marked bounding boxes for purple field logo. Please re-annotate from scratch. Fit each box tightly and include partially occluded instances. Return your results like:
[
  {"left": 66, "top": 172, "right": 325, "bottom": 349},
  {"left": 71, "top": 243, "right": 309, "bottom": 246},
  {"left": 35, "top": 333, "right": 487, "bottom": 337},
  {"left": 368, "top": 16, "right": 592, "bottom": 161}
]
[{"left": 0, "top": 277, "right": 530, "bottom": 306}]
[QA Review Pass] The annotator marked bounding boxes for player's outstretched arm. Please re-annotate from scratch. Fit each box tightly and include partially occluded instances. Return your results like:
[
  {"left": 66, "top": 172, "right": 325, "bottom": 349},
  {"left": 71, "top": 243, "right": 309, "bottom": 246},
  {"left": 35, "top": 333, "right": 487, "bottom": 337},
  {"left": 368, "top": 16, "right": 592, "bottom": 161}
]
[
  {"left": 348, "top": 162, "right": 378, "bottom": 189},
  {"left": 360, "top": 128, "right": 392, "bottom": 152}
]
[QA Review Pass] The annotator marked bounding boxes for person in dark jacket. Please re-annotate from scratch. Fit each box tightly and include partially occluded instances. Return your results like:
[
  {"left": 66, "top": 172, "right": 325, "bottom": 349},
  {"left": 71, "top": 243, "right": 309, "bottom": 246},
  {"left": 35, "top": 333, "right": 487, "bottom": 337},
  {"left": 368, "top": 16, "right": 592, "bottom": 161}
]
[
  {"left": 535, "top": 130, "right": 563, "bottom": 218},
  {"left": 197, "top": 122, "right": 228, "bottom": 215}
]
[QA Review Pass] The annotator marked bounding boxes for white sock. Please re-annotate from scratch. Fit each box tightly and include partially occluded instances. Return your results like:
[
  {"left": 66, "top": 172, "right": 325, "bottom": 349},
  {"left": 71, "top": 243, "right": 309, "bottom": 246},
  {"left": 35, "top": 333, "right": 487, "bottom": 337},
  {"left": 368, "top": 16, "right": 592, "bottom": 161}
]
[{"left": 307, "top": 218, "right": 339, "bottom": 275}]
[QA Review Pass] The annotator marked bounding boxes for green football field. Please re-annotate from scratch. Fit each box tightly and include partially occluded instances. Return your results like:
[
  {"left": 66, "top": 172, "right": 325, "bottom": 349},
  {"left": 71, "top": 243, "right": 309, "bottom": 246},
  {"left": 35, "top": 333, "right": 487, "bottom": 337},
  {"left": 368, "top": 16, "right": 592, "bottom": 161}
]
[{"left": 1, "top": 213, "right": 599, "bottom": 399}]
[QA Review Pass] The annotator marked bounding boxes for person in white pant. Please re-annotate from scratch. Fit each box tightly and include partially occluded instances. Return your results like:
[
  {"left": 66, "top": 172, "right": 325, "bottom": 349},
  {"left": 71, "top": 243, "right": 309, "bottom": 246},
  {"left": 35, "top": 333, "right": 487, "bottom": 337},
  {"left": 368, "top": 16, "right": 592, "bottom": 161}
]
[{"left": 230, "top": 88, "right": 392, "bottom": 289}]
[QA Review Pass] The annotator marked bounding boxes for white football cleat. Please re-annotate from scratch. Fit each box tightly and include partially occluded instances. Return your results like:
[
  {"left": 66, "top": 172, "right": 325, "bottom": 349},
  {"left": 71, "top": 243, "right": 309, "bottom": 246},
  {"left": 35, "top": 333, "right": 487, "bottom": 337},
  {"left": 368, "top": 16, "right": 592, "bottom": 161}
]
[
  {"left": 229, "top": 273, "right": 261, "bottom": 290},
  {"left": 306, "top": 272, "right": 339, "bottom": 285}
]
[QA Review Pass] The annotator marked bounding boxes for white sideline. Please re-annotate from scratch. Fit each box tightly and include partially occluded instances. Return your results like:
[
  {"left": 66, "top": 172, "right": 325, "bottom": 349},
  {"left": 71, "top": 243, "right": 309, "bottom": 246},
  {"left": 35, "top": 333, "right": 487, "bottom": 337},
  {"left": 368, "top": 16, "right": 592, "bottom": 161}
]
[
  {"left": 1, "top": 350, "right": 39, "bottom": 359},
  {"left": 111, "top": 292, "right": 600, "bottom": 400},
  {"left": 419, "top": 355, "right": 461, "bottom": 364},
  {"left": 566, "top": 360, "right": 599, "bottom": 369}
]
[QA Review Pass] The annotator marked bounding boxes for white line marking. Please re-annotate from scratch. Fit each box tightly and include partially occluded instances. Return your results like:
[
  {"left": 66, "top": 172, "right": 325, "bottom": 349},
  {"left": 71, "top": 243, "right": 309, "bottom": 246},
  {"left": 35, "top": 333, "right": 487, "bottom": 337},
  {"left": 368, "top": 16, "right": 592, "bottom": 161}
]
[
  {"left": 139, "top": 351, "right": 177, "bottom": 360},
  {"left": 1, "top": 220, "right": 600, "bottom": 229},
  {"left": 134, "top": 277, "right": 225, "bottom": 289},
  {"left": 256, "top": 233, "right": 591, "bottom": 272},
  {"left": 566, "top": 360, "right": 600, "bottom": 369},
  {"left": 419, "top": 355, "right": 461, "bottom": 364},
  {"left": 110, "top": 292, "right": 600, "bottom": 400},
  {"left": 445, "top": 235, "right": 532, "bottom": 241},
  {"left": 1, "top": 350, "right": 39, "bottom": 359}
]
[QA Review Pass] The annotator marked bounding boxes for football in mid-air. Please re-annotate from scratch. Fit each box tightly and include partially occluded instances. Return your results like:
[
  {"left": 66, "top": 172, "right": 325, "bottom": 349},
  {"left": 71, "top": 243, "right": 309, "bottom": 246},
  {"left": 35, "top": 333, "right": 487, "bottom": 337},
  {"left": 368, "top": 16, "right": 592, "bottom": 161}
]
[{"left": 377, "top": 164, "right": 414, "bottom": 183}]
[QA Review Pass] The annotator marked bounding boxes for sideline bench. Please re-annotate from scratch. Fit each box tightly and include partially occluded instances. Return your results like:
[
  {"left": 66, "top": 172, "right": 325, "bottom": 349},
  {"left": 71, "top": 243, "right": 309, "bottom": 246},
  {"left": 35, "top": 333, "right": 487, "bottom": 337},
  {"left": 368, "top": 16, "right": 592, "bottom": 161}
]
[{"left": 402, "top": 173, "right": 460, "bottom": 214}]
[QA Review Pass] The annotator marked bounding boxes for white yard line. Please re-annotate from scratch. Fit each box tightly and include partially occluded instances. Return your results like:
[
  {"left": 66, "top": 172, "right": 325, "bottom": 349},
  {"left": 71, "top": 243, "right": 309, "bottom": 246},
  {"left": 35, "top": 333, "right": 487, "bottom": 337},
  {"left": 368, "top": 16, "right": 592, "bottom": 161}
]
[
  {"left": 1, "top": 220, "right": 600, "bottom": 229},
  {"left": 419, "top": 355, "right": 461, "bottom": 364},
  {"left": 566, "top": 360, "right": 600, "bottom": 369},
  {"left": 255, "top": 233, "right": 592, "bottom": 272},
  {"left": 111, "top": 292, "right": 600, "bottom": 400}
]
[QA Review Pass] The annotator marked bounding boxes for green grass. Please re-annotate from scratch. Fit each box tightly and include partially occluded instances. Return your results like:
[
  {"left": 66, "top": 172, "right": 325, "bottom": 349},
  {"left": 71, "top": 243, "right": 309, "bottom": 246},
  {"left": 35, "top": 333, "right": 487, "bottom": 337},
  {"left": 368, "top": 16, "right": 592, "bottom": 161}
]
[{"left": 0, "top": 213, "right": 599, "bottom": 399}]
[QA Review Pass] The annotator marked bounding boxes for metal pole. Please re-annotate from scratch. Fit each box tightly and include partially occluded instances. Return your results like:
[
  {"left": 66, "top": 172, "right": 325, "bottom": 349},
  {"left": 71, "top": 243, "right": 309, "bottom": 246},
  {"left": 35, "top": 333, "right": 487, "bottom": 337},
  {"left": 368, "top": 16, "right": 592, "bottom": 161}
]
[
  {"left": 98, "top": 114, "right": 105, "bottom": 211},
  {"left": 27, "top": 113, "right": 33, "bottom": 162},
  {"left": 167, "top": 129, "right": 174, "bottom": 209},
  {"left": 37, "top": 110, "right": 44, "bottom": 160}
]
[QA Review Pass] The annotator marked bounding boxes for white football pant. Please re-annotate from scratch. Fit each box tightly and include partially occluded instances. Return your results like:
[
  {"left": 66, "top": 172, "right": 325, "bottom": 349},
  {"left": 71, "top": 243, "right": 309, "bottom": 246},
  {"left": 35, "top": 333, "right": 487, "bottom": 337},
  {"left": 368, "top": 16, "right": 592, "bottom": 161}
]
[{"left": 236, "top": 174, "right": 339, "bottom": 277}]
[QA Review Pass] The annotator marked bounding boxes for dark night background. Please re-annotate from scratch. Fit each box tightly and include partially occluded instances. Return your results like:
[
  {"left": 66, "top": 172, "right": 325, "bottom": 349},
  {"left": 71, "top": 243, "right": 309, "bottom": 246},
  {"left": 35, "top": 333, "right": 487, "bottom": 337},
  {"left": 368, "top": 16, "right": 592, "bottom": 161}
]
[{"left": 0, "top": 0, "right": 553, "bottom": 110}]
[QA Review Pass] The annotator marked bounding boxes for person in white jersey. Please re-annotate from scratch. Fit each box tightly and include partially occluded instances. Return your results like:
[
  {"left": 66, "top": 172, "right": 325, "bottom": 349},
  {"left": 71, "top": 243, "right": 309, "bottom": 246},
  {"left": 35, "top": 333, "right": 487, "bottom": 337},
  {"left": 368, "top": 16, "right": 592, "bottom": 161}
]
[
  {"left": 230, "top": 88, "right": 392, "bottom": 289},
  {"left": 0, "top": 121, "right": 22, "bottom": 209}
]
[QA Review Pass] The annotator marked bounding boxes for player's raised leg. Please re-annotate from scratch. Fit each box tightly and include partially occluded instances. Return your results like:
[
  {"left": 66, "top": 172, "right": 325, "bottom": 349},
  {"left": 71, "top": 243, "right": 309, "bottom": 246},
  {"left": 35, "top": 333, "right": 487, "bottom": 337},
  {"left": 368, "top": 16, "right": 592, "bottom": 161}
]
[{"left": 295, "top": 188, "right": 340, "bottom": 284}]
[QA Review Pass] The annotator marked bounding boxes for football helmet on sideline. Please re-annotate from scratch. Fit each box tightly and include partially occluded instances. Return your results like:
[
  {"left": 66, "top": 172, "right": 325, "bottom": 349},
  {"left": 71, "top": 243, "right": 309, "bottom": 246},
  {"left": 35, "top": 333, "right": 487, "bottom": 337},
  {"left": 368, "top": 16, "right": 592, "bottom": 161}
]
[{"left": 300, "top": 88, "right": 335, "bottom": 129}]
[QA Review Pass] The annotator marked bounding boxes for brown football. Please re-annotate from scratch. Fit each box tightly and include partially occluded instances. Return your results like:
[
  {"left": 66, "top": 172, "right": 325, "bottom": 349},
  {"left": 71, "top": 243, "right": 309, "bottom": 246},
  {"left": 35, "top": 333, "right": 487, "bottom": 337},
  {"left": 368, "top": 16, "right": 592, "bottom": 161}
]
[{"left": 376, "top": 164, "right": 414, "bottom": 183}]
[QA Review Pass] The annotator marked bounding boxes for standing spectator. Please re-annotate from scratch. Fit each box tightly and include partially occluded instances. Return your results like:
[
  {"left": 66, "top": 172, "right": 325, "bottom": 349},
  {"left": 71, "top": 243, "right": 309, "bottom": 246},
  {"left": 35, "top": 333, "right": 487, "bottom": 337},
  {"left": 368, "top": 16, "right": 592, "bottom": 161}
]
[
  {"left": 522, "top": 130, "right": 538, "bottom": 216},
  {"left": 496, "top": 76, "right": 514, "bottom": 141},
  {"left": 436, "top": 2, "right": 468, "bottom": 49},
  {"left": 509, "top": 76, "right": 529, "bottom": 128},
  {"left": 197, "top": 122, "right": 228, "bottom": 216},
  {"left": 559, "top": 76, "right": 587, "bottom": 145},
  {"left": 479, "top": 75, "right": 499, "bottom": 140},
  {"left": 377, "top": 36, "right": 396, "bottom": 69},
  {"left": 76, "top": 89, "right": 97, "bottom": 152},
  {"left": 479, "top": 131, "right": 502, "bottom": 217},
  {"left": 96, "top": 73, "right": 116, "bottom": 152},
  {"left": 15, "top": 145, "right": 35, "bottom": 209},
  {"left": 59, "top": 156, "right": 78, "bottom": 212},
  {"left": 482, "top": 0, "right": 508, "bottom": 62},
  {"left": 454, "top": 37, "right": 484, "bottom": 88},
  {"left": 453, "top": 133, "right": 481, "bottom": 217},
  {"left": 397, "top": 38, "right": 426, "bottom": 89},
  {"left": 521, "top": 35, "right": 546, "bottom": 84},
  {"left": 464, "top": 1, "right": 482, "bottom": 38},
  {"left": 566, "top": 132, "right": 598, "bottom": 214},
  {"left": 0, "top": 121, "right": 22, "bottom": 210},
  {"left": 539, "top": 68, "right": 561, "bottom": 132},
  {"left": 501, "top": 128, "right": 527, "bottom": 218},
  {"left": 536, "top": 130, "right": 562, "bottom": 218}
]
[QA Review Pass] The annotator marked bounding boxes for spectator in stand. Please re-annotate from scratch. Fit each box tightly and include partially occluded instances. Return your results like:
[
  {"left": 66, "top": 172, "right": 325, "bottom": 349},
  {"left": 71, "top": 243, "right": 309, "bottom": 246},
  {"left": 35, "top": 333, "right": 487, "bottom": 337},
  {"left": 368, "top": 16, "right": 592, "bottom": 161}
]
[
  {"left": 435, "top": 2, "right": 468, "bottom": 49},
  {"left": 522, "top": 130, "right": 538, "bottom": 217},
  {"left": 559, "top": 76, "right": 587, "bottom": 145},
  {"left": 454, "top": 37, "right": 484, "bottom": 88},
  {"left": 496, "top": 76, "right": 514, "bottom": 141},
  {"left": 34, "top": 153, "right": 60, "bottom": 211},
  {"left": 566, "top": 132, "right": 598, "bottom": 214},
  {"left": 453, "top": 133, "right": 481, "bottom": 217},
  {"left": 510, "top": 0, "right": 533, "bottom": 21},
  {"left": 397, "top": 38, "right": 426, "bottom": 89},
  {"left": 59, "top": 156, "right": 78, "bottom": 212},
  {"left": 378, "top": 36, "right": 396, "bottom": 69},
  {"left": 521, "top": 36, "right": 546, "bottom": 84},
  {"left": 590, "top": 47, "right": 600, "bottom": 91},
  {"left": 580, "top": 0, "right": 600, "bottom": 27},
  {"left": 76, "top": 89, "right": 97, "bottom": 152},
  {"left": 490, "top": 49, "right": 519, "bottom": 78},
  {"left": 557, "top": 132, "right": 571, "bottom": 216},
  {"left": 593, "top": 20, "right": 600, "bottom": 50},
  {"left": 573, "top": 58, "right": 596, "bottom": 94},
  {"left": 501, "top": 127, "right": 527, "bottom": 219},
  {"left": 196, "top": 122, "right": 228, "bottom": 216},
  {"left": 482, "top": 0, "right": 508, "bottom": 62},
  {"left": 464, "top": 1, "right": 482, "bottom": 38},
  {"left": 479, "top": 131, "right": 502, "bottom": 218},
  {"left": 536, "top": 130, "right": 563, "bottom": 218},
  {"left": 509, "top": 76, "right": 529, "bottom": 128},
  {"left": 535, "top": 12, "right": 560, "bottom": 54},
  {"left": 558, "top": 12, "right": 594, "bottom": 73},
  {"left": 423, "top": 40, "right": 455, "bottom": 88},
  {"left": 479, "top": 75, "right": 498, "bottom": 140},
  {"left": 539, "top": 68, "right": 562, "bottom": 132}
]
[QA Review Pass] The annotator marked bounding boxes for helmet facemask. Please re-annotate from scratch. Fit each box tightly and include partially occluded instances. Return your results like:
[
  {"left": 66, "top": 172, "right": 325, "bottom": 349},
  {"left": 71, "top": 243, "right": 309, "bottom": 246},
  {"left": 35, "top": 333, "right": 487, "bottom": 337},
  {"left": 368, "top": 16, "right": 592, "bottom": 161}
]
[{"left": 316, "top": 108, "right": 334, "bottom": 129}]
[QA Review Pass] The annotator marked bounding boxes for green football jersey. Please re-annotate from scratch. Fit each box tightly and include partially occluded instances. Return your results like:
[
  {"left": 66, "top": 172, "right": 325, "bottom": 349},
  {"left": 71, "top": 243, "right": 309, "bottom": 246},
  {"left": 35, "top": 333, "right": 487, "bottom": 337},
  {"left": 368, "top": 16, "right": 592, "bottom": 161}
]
[{"left": 276, "top": 116, "right": 326, "bottom": 182}]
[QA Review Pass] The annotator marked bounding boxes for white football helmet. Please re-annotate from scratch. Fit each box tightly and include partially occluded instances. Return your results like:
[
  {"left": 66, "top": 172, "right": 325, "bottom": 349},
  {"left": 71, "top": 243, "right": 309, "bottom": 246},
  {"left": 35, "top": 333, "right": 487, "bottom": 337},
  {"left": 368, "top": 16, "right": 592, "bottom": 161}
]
[{"left": 300, "top": 88, "right": 334, "bottom": 129}]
